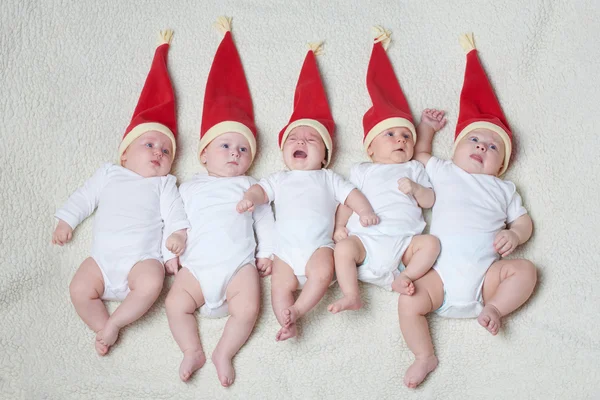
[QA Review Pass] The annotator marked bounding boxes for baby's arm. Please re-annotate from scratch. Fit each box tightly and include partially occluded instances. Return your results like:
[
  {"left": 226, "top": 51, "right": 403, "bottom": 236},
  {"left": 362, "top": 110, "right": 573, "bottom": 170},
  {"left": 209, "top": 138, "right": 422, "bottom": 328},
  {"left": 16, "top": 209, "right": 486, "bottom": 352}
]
[
  {"left": 237, "top": 184, "right": 269, "bottom": 213},
  {"left": 252, "top": 203, "right": 276, "bottom": 277},
  {"left": 160, "top": 177, "right": 191, "bottom": 273},
  {"left": 413, "top": 109, "right": 447, "bottom": 166},
  {"left": 397, "top": 179, "right": 435, "bottom": 208},
  {"left": 52, "top": 164, "right": 108, "bottom": 245},
  {"left": 494, "top": 214, "right": 533, "bottom": 257},
  {"left": 344, "top": 189, "right": 379, "bottom": 227},
  {"left": 333, "top": 204, "right": 353, "bottom": 243}
]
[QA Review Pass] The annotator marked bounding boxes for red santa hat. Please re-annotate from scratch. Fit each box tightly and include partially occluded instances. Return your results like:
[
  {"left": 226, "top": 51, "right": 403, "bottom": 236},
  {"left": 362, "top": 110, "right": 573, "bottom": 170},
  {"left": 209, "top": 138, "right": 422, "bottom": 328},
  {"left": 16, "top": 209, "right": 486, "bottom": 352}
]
[
  {"left": 278, "top": 42, "right": 334, "bottom": 167},
  {"left": 119, "top": 30, "right": 177, "bottom": 160},
  {"left": 199, "top": 17, "right": 257, "bottom": 161},
  {"left": 363, "top": 26, "right": 416, "bottom": 152},
  {"left": 454, "top": 33, "right": 513, "bottom": 175}
]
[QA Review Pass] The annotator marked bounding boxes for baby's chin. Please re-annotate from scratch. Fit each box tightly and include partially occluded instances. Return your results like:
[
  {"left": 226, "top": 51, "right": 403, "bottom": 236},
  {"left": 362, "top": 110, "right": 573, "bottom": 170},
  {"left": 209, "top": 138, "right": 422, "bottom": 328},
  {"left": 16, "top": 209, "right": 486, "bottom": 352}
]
[
  {"left": 124, "top": 165, "right": 171, "bottom": 178},
  {"left": 205, "top": 164, "right": 249, "bottom": 177}
]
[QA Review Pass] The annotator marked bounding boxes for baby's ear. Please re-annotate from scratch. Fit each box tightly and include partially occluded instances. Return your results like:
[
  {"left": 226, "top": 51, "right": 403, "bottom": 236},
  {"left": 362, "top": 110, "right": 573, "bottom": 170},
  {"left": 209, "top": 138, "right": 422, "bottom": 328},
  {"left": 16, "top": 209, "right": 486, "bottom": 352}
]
[
  {"left": 366, "top": 145, "right": 374, "bottom": 157},
  {"left": 199, "top": 149, "right": 207, "bottom": 164},
  {"left": 120, "top": 151, "right": 127, "bottom": 164}
]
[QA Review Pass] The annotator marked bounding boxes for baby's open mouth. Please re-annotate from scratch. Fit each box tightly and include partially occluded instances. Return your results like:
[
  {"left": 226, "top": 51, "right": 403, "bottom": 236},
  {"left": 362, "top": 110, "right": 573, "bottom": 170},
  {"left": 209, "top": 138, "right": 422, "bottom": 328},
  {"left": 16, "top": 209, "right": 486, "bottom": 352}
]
[
  {"left": 470, "top": 154, "right": 483, "bottom": 163},
  {"left": 293, "top": 150, "right": 307, "bottom": 158},
  {"left": 151, "top": 160, "right": 160, "bottom": 166},
  {"left": 395, "top": 148, "right": 405, "bottom": 152}
]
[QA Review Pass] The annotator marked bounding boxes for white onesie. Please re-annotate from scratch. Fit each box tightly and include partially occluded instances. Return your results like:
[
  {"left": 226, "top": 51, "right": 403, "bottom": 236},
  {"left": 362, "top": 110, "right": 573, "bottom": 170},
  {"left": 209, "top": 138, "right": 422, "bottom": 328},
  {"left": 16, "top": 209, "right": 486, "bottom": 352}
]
[
  {"left": 426, "top": 157, "right": 528, "bottom": 318},
  {"left": 346, "top": 161, "right": 432, "bottom": 290},
  {"left": 55, "top": 163, "right": 190, "bottom": 301},
  {"left": 172, "top": 174, "right": 275, "bottom": 318},
  {"left": 259, "top": 169, "right": 355, "bottom": 286}
]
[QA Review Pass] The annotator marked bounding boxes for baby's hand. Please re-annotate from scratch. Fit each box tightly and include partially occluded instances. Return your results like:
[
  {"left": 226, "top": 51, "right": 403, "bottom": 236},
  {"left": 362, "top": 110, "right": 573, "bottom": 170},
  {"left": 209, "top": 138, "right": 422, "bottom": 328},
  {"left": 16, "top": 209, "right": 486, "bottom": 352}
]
[
  {"left": 165, "top": 257, "right": 180, "bottom": 275},
  {"left": 52, "top": 220, "right": 73, "bottom": 246},
  {"left": 333, "top": 226, "right": 349, "bottom": 243},
  {"left": 256, "top": 257, "right": 273, "bottom": 277},
  {"left": 421, "top": 109, "right": 447, "bottom": 131},
  {"left": 236, "top": 199, "right": 255, "bottom": 213},
  {"left": 166, "top": 230, "right": 187, "bottom": 256},
  {"left": 494, "top": 229, "right": 520, "bottom": 257},
  {"left": 398, "top": 178, "right": 417, "bottom": 195},
  {"left": 359, "top": 212, "right": 379, "bottom": 227}
]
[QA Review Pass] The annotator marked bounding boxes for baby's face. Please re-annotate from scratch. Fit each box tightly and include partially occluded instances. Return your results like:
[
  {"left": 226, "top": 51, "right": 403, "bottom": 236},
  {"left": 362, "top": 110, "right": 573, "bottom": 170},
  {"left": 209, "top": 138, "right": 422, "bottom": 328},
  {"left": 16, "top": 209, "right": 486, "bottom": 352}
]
[
  {"left": 453, "top": 128, "right": 505, "bottom": 176},
  {"left": 200, "top": 132, "right": 252, "bottom": 177},
  {"left": 367, "top": 127, "right": 414, "bottom": 164},
  {"left": 120, "top": 130, "right": 173, "bottom": 177},
  {"left": 282, "top": 126, "right": 326, "bottom": 170}
]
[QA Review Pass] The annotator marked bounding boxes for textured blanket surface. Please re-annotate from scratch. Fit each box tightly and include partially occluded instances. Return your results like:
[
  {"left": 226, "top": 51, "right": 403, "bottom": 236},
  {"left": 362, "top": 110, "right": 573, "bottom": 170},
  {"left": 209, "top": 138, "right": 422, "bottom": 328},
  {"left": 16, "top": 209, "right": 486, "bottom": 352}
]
[{"left": 1, "top": 0, "right": 599, "bottom": 398}]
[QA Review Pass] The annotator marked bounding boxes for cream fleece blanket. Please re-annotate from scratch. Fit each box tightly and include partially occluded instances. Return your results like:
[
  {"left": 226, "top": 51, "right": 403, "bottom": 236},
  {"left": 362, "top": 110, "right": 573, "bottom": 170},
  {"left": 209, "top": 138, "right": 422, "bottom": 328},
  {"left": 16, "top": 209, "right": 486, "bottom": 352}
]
[{"left": 1, "top": 0, "right": 599, "bottom": 398}]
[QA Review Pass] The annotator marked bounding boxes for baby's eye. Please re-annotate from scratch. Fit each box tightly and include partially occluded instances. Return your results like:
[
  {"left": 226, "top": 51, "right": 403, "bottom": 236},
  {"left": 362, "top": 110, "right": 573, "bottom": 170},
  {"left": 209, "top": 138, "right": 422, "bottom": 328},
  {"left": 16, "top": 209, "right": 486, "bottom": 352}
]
[
  {"left": 221, "top": 143, "right": 229, "bottom": 149},
  {"left": 145, "top": 143, "right": 153, "bottom": 148},
  {"left": 385, "top": 131, "right": 394, "bottom": 137},
  {"left": 162, "top": 149, "right": 170, "bottom": 155},
  {"left": 240, "top": 147, "right": 248, "bottom": 153},
  {"left": 402, "top": 134, "right": 410, "bottom": 139},
  {"left": 469, "top": 137, "right": 479, "bottom": 142},
  {"left": 489, "top": 144, "right": 497, "bottom": 151}
]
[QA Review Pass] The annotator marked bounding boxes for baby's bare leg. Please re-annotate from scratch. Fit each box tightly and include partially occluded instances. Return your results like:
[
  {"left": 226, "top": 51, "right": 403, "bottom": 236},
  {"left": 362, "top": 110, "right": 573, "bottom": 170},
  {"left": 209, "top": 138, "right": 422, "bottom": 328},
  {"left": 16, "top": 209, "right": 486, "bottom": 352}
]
[
  {"left": 398, "top": 270, "right": 444, "bottom": 388},
  {"left": 392, "top": 235, "right": 440, "bottom": 296},
  {"left": 328, "top": 236, "right": 365, "bottom": 314},
  {"left": 211, "top": 264, "right": 260, "bottom": 387},
  {"left": 165, "top": 268, "right": 206, "bottom": 382},
  {"left": 478, "top": 259, "right": 537, "bottom": 335},
  {"left": 271, "top": 257, "right": 299, "bottom": 341},
  {"left": 285, "top": 247, "right": 334, "bottom": 326},
  {"left": 69, "top": 257, "right": 110, "bottom": 355},
  {"left": 96, "top": 259, "right": 164, "bottom": 350}
]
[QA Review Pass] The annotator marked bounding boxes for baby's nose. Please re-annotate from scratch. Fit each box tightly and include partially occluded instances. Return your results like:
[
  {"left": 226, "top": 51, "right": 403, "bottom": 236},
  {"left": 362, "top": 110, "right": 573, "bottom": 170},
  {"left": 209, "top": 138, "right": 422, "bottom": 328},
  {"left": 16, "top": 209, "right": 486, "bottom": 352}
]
[{"left": 477, "top": 144, "right": 487, "bottom": 152}]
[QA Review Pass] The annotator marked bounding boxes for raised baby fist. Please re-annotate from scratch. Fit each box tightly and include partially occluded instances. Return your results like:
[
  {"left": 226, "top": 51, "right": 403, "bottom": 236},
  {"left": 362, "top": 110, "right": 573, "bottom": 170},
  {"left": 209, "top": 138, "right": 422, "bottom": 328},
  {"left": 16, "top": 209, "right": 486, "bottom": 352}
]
[
  {"left": 421, "top": 109, "right": 447, "bottom": 131},
  {"left": 333, "top": 226, "right": 349, "bottom": 243},
  {"left": 165, "top": 257, "right": 180, "bottom": 275},
  {"left": 52, "top": 219, "right": 73, "bottom": 246},
  {"left": 359, "top": 212, "right": 379, "bottom": 227},
  {"left": 398, "top": 178, "right": 417, "bottom": 195},
  {"left": 256, "top": 257, "right": 273, "bottom": 277},
  {"left": 236, "top": 199, "right": 255, "bottom": 213},
  {"left": 494, "top": 229, "right": 520, "bottom": 257},
  {"left": 166, "top": 230, "right": 187, "bottom": 256}
]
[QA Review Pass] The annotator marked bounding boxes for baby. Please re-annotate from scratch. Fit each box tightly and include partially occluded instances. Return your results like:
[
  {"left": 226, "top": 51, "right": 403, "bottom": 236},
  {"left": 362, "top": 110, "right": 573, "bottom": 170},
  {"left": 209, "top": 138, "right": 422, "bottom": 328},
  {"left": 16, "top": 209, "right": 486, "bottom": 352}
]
[
  {"left": 52, "top": 31, "right": 189, "bottom": 356},
  {"left": 328, "top": 27, "right": 443, "bottom": 314},
  {"left": 164, "top": 18, "right": 274, "bottom": 387},
  {"left": 237, "top": 43, "right": 378, "bottom": 341},
  {"left": 398, "top": 34, "right": 537, "bottom": 388}
]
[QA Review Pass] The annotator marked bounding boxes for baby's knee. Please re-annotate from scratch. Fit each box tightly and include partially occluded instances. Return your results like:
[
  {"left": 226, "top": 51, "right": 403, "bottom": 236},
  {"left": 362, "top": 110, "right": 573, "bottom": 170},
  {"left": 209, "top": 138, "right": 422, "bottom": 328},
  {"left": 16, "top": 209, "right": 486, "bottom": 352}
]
[
  {"left": 420, "top": 234, "right": 441, "bottom": 255},
  {"left": 165, "top": 288, "right": 182, "bottom": 311},
  {"left": 397, "top": 294, "right": 430, "bottom": 317},
  {"left": 310, "top": 265, "right": 334, "bottom": 283},
  {"left": 517, "top": 260, "right": 537, "bottom": 283}
]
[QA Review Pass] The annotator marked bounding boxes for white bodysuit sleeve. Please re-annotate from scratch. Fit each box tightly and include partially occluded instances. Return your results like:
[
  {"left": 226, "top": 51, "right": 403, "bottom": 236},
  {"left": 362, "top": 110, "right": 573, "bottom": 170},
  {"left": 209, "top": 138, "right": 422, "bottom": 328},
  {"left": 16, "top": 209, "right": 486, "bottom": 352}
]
[
  {"left": 505, "top": 183, "right": 528, "bottom": 224},
  {"left": 330, "top": 170, "right": 357, "bottom": 204},
  {"left": 348, "top": 163, "right": 366, "bottom": 189},
  {"left": 252, "top": 203, "right": 276, "bottom": 259},
  {"left": 54, "top": 163, "right": 110, "bottom": 230},
  {"left": 160, "top": 176, "right": 191, "bottom": 262},
  {"left": 258, "top": 172, "right": 280, "bottom": 203},
  {"left": 413, "top": 161, "right": 433, "bottom": 189}
]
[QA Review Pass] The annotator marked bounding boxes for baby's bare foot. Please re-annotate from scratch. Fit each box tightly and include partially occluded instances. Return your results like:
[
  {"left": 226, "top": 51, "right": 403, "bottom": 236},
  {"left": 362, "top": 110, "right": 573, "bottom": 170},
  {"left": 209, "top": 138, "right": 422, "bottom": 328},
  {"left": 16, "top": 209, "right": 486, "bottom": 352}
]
[
  {"left": 282, "top": 306, "right": 299, "bottom": 328},
  {"left": 327, "top": 294, "right": 362, "bottom": 314},
  {"left": 179, "top": 349, "right": 206, "bottom": 382},
  {"left": 275, "top": 324, "right": 297, "bottom": 342},
  {"left": 477, "top": 304, "right": 502, "bottom": 335},
  {"left": 404, "top": 355, "right": 438, "bottom": 388},
  {"left": 95, "top": 338, "right": 109, "bottom": 356},
  {"left": 392, "top": 274, "right": 415, "bottom": 296},
  {"left": 211, "top": 348, "right": 235, "bottom": 387},
  {"left": 96, "top": 321, "right": 120, "bottom": 348}
]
